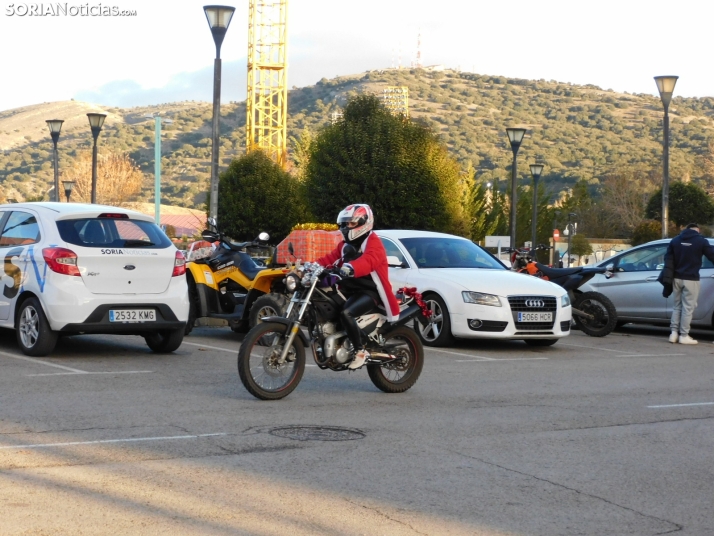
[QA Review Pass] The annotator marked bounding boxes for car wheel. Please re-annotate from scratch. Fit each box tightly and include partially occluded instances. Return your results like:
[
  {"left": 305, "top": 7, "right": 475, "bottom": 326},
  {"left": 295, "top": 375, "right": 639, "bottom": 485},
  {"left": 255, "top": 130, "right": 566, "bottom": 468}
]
[
  {"left": 524, "top": 339, "right": 558, "bottom": 347},
  {"left": 249, "top": 293, "right": 288, "bottom": 328},
  {"left": 16, "top": 297, "right": 58, "bottom": 357},
  {"left": 185, "top": 276, "right": 199, "bottom": 336},
  {"left": 415, "top": 294, "right": 455, "bottom": 347},
  {"left": 144, "top": 328, "right": 184, "bottom": 353}
]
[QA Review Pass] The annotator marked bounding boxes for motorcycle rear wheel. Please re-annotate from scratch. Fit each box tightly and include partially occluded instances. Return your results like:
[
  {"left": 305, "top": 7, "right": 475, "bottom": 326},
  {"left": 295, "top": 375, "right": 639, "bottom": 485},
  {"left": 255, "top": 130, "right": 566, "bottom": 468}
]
[
  {"left": 367, "top": 326, "right": 424, "bottom": 393},
  {"left": 573, "top": 291, "right": 617, "bottom": 337},
  {"left": 237, "top": 322, "right": 305, "bottom": 400}
]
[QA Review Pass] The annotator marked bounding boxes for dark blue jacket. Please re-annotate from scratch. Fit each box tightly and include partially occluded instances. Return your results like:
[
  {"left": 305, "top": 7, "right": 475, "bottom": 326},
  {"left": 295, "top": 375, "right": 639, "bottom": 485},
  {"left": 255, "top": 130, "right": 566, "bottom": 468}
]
[{"left": 665, "top": 229, "right": 714, "bottom": 281}]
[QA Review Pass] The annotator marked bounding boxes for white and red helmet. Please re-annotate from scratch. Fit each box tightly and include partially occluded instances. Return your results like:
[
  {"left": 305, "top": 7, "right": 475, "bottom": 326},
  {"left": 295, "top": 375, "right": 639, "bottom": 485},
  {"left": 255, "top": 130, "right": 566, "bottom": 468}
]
[{"left": 337, "top": 204, "right": 374, "bottom": 242}]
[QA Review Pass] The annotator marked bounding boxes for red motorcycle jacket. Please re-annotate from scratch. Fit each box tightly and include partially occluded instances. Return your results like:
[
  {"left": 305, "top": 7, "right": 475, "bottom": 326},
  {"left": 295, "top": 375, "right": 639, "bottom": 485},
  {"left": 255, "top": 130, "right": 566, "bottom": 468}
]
[{"left": 316, "top": 232, "right": 401, "bottom": 321}]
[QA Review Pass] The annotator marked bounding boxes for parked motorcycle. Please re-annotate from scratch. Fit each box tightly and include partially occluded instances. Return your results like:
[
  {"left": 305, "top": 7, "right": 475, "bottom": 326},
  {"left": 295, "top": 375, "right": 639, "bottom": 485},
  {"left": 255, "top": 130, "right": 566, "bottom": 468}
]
[
  {"left": 508, "top": 245, "right": 618, "bottom": 337},
  {"left": 184, "top": 218, "right": 289, "bottom": 335},
  {"left": 237, "top": 256, "right": 432, "bottom": 400}
]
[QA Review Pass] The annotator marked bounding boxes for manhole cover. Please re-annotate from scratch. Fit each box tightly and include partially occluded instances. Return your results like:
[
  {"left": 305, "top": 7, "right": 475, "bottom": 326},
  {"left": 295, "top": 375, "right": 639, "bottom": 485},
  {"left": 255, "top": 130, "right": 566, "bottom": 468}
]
[{"left": 269, "top": 426, "right": 365, "bottom": 442}]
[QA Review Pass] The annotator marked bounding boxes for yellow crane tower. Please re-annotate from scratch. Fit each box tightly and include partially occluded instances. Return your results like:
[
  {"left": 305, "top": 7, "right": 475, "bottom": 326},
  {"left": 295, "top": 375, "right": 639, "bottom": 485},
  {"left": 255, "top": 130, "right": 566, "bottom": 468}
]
[{"left": 246, "top": 0, "right": 288, "bottom": 167}]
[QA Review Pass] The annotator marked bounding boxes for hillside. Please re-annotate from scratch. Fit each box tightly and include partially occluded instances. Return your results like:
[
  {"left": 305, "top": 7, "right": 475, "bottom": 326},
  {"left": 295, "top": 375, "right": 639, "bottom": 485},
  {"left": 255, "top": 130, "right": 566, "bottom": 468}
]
[{"left": 1, "top": 68, "right": 713, "bottom": 207}]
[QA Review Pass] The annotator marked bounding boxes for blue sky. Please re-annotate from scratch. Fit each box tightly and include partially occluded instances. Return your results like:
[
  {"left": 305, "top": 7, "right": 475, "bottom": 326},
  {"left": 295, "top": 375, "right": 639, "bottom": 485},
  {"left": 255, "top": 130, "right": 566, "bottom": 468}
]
[{"left": 1, "top": 0, "right": 711, "bottom": 110}]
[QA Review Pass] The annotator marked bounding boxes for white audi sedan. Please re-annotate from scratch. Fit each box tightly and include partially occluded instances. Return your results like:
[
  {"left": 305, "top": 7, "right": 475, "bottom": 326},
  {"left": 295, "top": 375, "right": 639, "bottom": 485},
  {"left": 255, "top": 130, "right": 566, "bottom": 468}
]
[
  {"left": 0, "top": 202, "right": 189, "bottom": 356},
  {"left": 376, "top": 230, "right": 571, "bottom": 347}
]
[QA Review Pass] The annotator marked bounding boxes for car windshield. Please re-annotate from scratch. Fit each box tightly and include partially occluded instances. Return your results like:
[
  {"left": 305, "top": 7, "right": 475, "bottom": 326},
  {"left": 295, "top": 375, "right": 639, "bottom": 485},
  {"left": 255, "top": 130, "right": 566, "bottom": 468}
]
[
  {"left": 56, "top": 218, "right": 172, "bottom": 249},
  {"left": 399, "top": 237, "right": 505, "bottom": 269}
]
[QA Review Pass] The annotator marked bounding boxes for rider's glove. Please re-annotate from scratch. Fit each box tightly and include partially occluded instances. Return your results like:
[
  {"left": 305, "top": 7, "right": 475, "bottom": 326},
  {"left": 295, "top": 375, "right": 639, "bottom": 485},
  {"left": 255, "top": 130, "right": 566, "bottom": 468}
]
[{"left": 339, "top": 263, "right": 354, "bottom": 278}]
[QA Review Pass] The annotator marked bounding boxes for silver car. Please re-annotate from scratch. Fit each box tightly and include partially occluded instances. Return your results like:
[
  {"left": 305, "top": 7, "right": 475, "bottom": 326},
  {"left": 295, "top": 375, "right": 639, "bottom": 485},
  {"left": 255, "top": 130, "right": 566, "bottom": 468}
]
[{"left": 581, "top": 239, "right": 714, "bottom": 328}]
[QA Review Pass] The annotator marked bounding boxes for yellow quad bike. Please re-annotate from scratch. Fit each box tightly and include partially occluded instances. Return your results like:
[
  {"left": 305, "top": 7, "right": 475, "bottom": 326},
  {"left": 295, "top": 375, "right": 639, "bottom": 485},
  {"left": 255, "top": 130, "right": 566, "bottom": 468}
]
[{"left": 184, "top": 221, "right": 289, "bottom": 336}]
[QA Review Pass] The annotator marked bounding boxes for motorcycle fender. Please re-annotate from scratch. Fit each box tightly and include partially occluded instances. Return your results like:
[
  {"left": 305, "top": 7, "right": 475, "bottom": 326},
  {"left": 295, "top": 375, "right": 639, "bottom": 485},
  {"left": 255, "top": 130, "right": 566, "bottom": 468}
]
[
  {"left": 259, "top": 316, "right": 310, "bottom": 347},
  {"left": 193, "top": 278, "right": 221, "bottom": 318},
  {"left": 186, "top": 262, "right": 218, "bottom": 289},
  {"left": 381, "top": 304, "right": 426, "bottom": 332},
  {"left": 251, "top": 269, "right": 289, "bottom": 294}
]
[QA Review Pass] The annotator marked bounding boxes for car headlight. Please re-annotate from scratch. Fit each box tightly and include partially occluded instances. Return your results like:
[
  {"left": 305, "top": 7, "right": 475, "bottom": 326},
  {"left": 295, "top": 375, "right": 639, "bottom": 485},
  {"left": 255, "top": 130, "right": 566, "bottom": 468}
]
[
  {"left": 285, "top": 273, "right": 299, "bottom": 292},
  {"left": 561, "top": 294, "right": 571, "bottom": 307},
  {"left": 462, "top": 291, "right": 502, "bottom": 307}
]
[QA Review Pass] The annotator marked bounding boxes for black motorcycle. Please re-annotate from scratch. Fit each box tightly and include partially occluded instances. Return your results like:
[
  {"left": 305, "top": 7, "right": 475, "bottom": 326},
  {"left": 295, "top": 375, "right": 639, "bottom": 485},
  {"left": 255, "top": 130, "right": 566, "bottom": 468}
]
[
  {"left": 508, "top": 245, "right": 618, "bottom": 337},
  {"left": 237, "top": 257, "right": 432, "bottom": 400}
]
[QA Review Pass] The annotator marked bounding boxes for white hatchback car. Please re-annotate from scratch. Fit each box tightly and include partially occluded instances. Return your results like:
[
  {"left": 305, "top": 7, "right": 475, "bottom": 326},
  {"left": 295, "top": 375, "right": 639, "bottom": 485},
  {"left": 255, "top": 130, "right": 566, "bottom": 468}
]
[
  {"left": 376, "top": 230, "right": 572, "bottom": 347},
  {"left": 0, "top": 202, "right": 189, "bottom": 356}
]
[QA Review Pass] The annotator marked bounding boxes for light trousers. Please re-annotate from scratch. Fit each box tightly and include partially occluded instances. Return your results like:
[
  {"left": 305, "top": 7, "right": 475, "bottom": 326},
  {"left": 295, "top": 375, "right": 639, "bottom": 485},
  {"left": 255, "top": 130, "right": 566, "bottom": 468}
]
[{"left": 670, "top": 279, "right": 700, "bottom": 336}]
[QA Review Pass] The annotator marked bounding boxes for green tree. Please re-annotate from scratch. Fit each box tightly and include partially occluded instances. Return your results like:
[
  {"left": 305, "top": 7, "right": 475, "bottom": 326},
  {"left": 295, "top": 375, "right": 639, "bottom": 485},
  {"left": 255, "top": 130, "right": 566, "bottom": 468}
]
[
  {"left": 217, "top": 150, "right": 306, "bottom": 241},
  {"left": 630, "top": 219, "right": 677, "bottom": 246},
  {"left": 303, "top": 94, "right": 466, "bottom": 234},
  {"left": 570, "top": 233, "right": 593, "bottom": 257},
  {"left": 645, "top": 181, "right": 714, "bottom": 228}
]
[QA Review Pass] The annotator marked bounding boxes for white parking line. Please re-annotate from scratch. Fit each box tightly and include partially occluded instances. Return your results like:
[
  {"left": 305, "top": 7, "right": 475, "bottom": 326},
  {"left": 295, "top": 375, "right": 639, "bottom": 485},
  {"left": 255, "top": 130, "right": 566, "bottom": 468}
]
[
  {"left": 182, "top": 341, "right": 239, "bottom": 353},
  {"left": 27, "top": 371, "right": 153, "bottom": 377},
  {"left": 558, "top": 343, "right": 630, "bottom": 354},
  {"left": 455, "top": 358, "right": 549, "bottom": 362},
  {"left": 427, "top": 348, "right": 548, "bottom": 361},
  {"left": 183, "top": 340, "right": 317, "bottom": 366},
  {"left": 0, "top": 350, "right": 88, "bottom": 373},
  {"left": 619, "top": 354, "right": 686, "bottom": 358},
  {"left": 0, "top": 433, "right": 227, "bottom": 450},
  {"left": 0, "top": 350, "right": 153, "bottom": 376},
  {"left": 648, "top": 402, "right": 714, "bottom": 408}
]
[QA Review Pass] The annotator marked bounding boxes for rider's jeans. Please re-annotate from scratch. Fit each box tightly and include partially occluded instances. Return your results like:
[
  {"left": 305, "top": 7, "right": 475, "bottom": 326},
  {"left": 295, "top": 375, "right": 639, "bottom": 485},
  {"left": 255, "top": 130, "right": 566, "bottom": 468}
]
[{"left": 670, "top": 278, "right": 700, "bottom": 336}]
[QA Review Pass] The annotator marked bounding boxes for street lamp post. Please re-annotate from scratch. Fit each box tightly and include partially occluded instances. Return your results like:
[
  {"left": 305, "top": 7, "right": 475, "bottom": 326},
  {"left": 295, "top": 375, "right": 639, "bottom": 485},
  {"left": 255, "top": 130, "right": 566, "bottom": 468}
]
[
  {"left": 566, "top": 212, "right": 577, "bottom": 268},
  {"left": 46, "top": 119, "right": 64, "bottom": 202},
  {"left": 144, "top": 113, "right": 174, "bottom": 225},
  {"left": 86, "top": 113, "right": 107, "bottom": 204},
  {"left": 204, "top": 4, "right": 235, "bottom": 222},
  {"left": 506, "top": 128, "right": 527, "bottom": 249},
  {"left": 529, "top": 163, "right": 544, "bottom": 252},
  {"left": 62, "top": 180, "right": 75, "bottom": 203},
  {"left": 654, "top": 75, "right": 678, "bottom": 239}
]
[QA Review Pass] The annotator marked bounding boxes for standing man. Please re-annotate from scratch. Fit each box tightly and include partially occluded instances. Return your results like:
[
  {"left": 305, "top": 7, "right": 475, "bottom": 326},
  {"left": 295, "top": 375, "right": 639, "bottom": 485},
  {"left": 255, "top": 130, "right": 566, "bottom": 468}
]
[{"left": 664, "top": 223, "right": 714, "bottom": 344}]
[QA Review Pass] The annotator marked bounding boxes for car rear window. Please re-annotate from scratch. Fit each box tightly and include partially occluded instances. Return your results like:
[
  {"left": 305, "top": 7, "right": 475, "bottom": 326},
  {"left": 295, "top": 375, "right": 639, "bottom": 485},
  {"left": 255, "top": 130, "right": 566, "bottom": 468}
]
[{"left": 56, "top": 218, "right": 172, "bottom": 249}]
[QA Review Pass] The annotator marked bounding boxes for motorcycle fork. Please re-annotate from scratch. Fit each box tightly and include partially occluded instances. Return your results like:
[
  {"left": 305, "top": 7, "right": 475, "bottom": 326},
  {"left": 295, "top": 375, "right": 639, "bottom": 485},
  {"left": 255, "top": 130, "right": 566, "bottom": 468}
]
[
  {"left": 567, "top": 290, "right": 596, "bottom": 321},
  {"left": 278, "top": 279, "right": 318, "bottom": 363}
]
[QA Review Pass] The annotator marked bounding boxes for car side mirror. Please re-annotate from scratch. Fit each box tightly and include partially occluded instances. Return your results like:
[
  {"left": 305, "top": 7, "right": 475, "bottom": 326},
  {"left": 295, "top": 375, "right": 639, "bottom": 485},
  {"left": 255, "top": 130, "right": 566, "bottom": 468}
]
[
  {"left": 387, "top": 255, "right": 406, "bottom": 268},
  {"left": 605, "top": 263, "right": 614, "bottom": 279}
]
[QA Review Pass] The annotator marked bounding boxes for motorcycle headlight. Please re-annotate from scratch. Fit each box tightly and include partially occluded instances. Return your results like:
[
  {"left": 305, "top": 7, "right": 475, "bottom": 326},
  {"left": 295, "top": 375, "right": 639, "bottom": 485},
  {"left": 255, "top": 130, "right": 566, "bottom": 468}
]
[
  {"left": 462, "top": 291, "right": 502, "bottom": 307},
  {"left": 285, "top": 273, "right": 299, "bottom": 292},
  {"left": 561, "top": 294, "right": 571, "bottom": 308}
]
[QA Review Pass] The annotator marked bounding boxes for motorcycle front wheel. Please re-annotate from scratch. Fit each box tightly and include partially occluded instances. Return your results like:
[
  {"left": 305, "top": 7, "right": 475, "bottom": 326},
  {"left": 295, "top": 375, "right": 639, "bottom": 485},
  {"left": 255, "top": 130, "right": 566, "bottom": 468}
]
[
  {"left": 572, "top": 291, "right": 618, "bottom": 337},
  {"left": 237, "top": 322, "right": 306, "bottom": 400},
  {"left": 367, "top": 326, "right": 424, "bottom": 393}
]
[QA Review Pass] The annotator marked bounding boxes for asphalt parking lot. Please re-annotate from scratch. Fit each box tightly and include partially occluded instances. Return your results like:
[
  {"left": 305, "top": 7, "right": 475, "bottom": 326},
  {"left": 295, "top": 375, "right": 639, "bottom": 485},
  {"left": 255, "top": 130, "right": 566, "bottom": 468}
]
[{"left": 1, "top": 325, "right": 713, "bottom": 535}]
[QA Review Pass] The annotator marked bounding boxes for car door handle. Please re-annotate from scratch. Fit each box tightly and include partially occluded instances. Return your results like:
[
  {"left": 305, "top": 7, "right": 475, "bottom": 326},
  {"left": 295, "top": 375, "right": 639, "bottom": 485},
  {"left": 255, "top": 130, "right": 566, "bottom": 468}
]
[{"left": 645, "top": 276, "right": 658, "bottom": 281}]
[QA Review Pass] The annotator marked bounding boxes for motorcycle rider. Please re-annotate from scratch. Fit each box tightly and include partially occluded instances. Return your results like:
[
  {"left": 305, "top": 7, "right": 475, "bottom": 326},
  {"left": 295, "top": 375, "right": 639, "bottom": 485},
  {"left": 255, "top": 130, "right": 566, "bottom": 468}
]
[{"left": 315, "top": 204, "right": 400, "bottom": 369}]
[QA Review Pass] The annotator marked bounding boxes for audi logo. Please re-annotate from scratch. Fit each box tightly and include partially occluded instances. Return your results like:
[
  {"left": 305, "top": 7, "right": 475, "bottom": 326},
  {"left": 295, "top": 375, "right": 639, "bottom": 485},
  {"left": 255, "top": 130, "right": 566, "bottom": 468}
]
[{"left": 525, "top": 299, "right": 545, "bottom": 308}]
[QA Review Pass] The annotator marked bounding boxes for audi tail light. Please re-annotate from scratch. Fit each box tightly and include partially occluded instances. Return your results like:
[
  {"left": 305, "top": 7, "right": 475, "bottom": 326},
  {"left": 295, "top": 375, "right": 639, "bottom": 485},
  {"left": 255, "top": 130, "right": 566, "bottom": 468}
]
[
  {"left": 43, "top": 247, "right": 81, "bottom": 276},
  {"left": 172, "top": 250, "right": 186, "bottom": 277}
]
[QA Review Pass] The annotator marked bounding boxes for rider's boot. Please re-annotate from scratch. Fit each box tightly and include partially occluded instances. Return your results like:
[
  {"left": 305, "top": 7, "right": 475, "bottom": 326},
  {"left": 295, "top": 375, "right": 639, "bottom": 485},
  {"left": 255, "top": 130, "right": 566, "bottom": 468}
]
[{"left": 348, "top": 348, "right": 370, "bottom": 370}]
